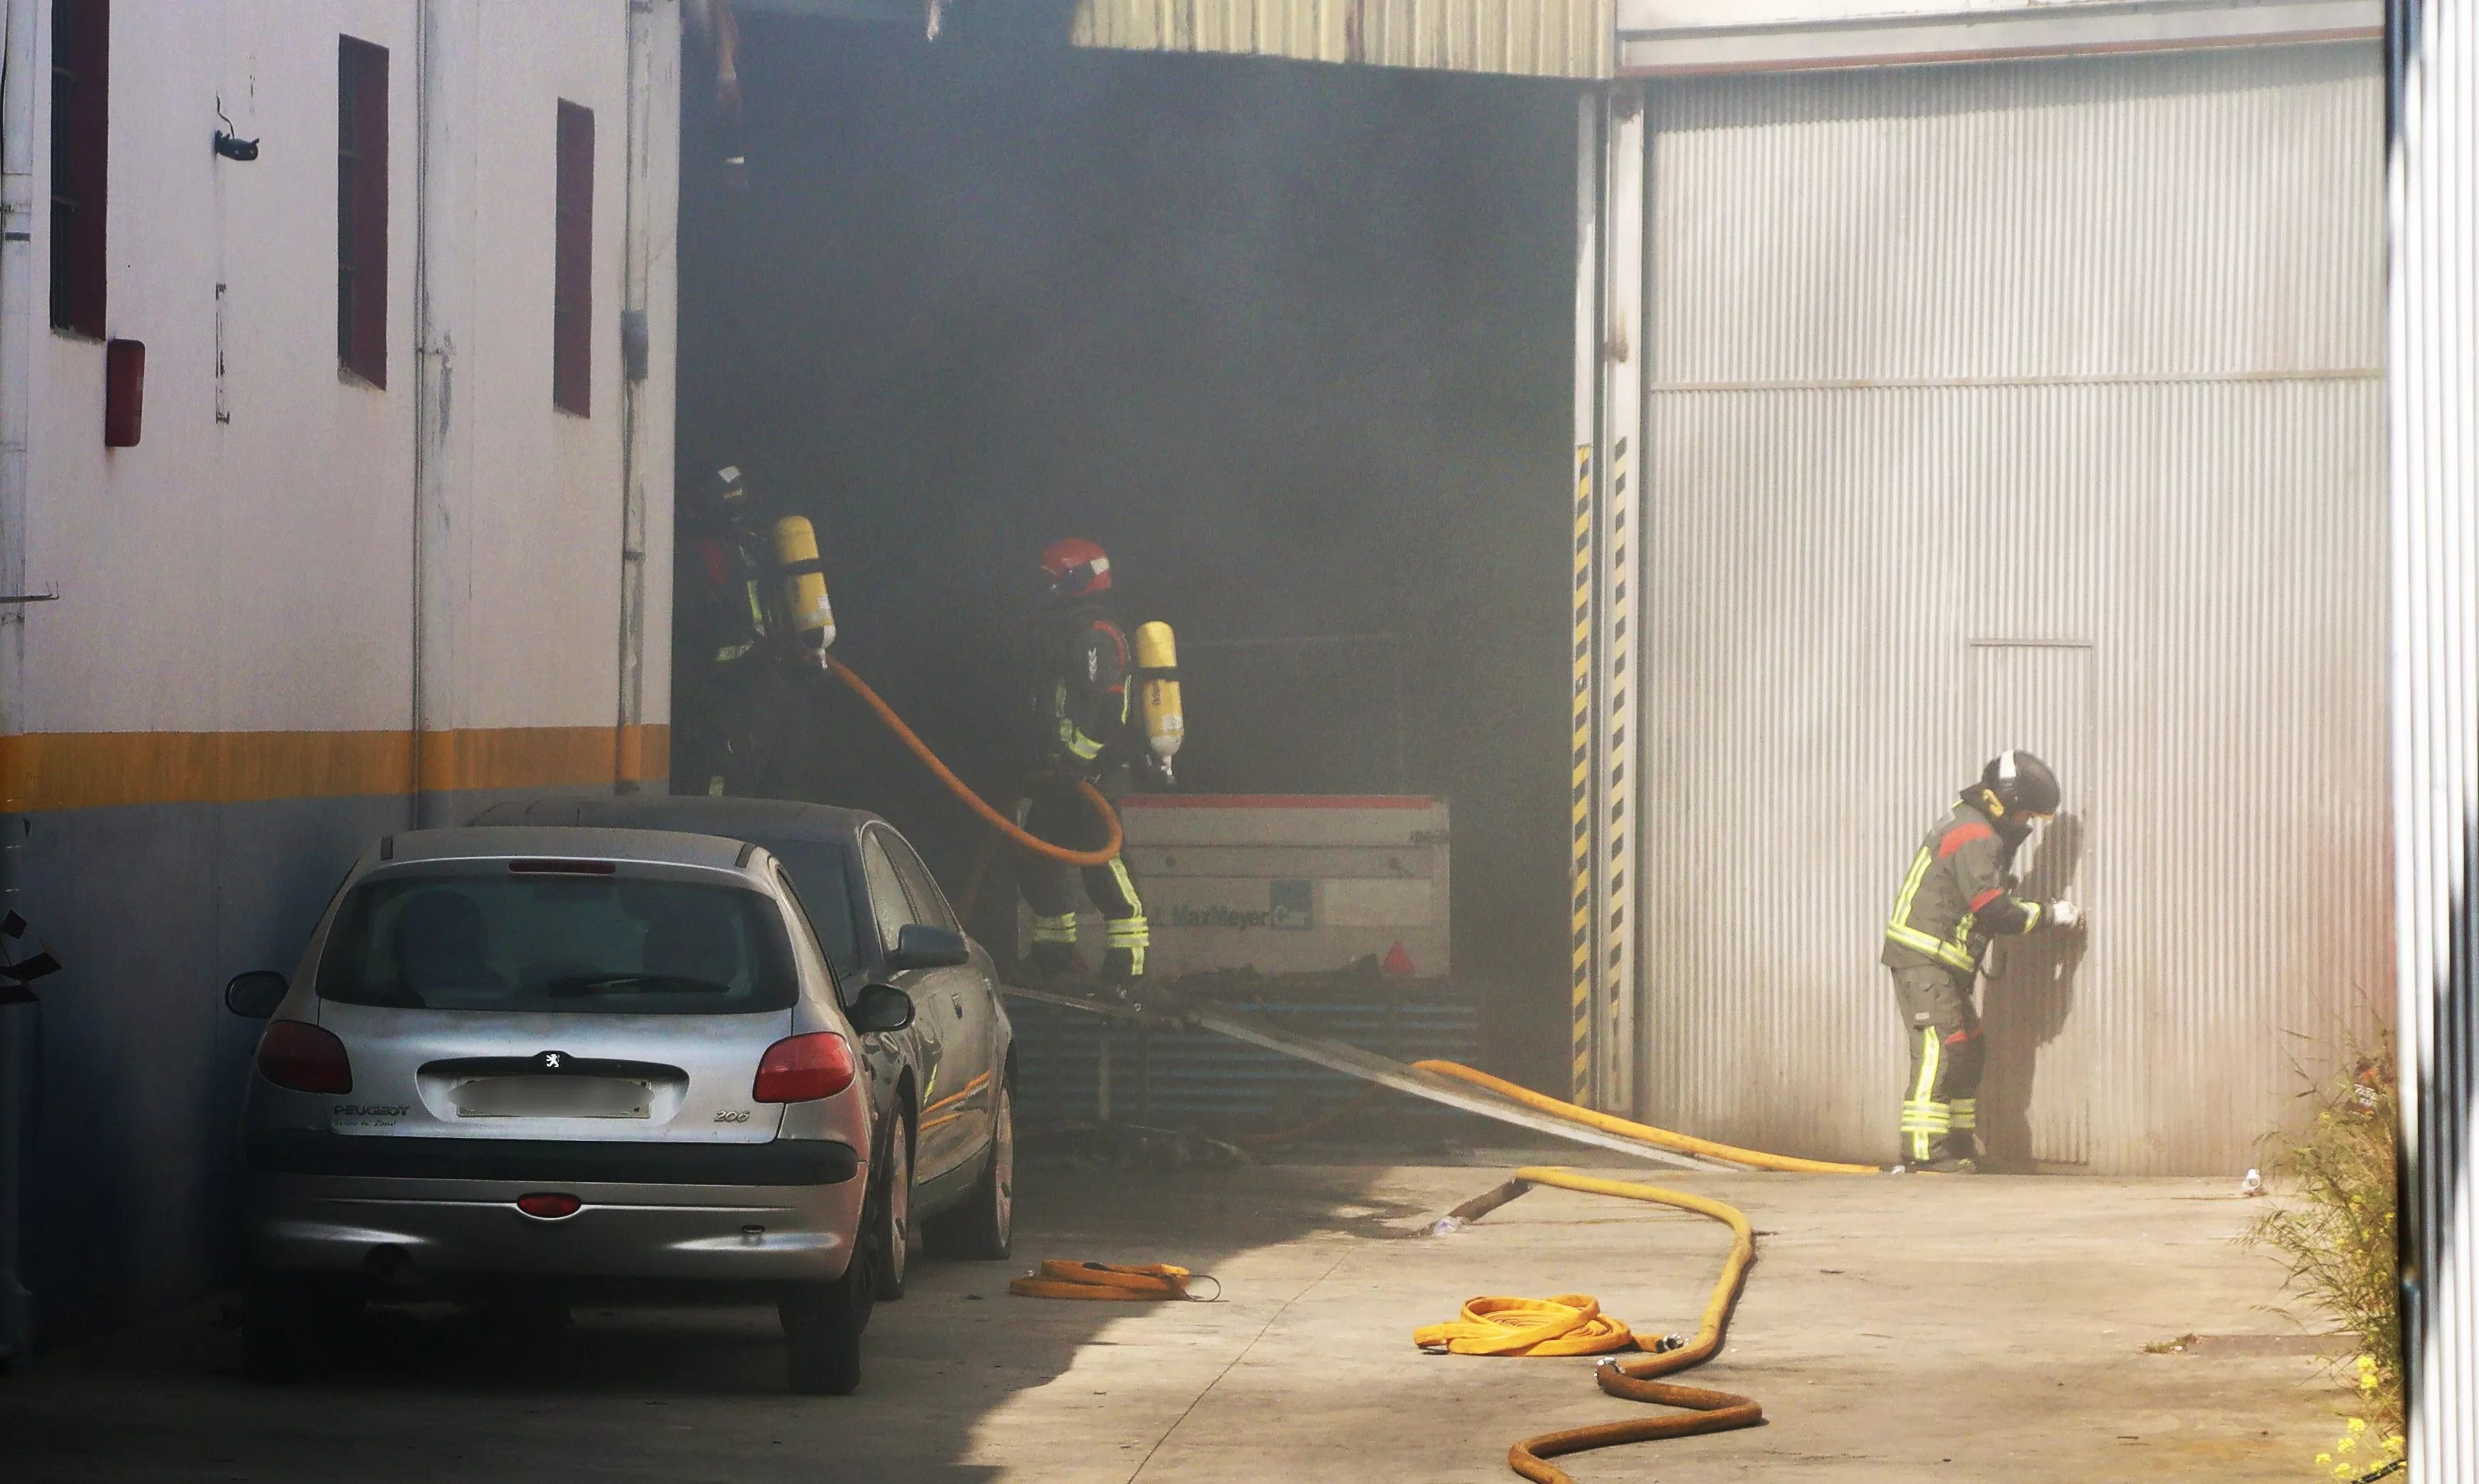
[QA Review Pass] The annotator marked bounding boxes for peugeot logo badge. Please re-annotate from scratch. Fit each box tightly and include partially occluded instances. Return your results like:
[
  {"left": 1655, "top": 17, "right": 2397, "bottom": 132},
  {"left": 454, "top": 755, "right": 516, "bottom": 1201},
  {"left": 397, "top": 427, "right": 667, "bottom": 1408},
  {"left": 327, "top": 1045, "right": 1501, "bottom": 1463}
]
[{"left": 537, "top": 1051, "right": 569, "bottom": 1072}]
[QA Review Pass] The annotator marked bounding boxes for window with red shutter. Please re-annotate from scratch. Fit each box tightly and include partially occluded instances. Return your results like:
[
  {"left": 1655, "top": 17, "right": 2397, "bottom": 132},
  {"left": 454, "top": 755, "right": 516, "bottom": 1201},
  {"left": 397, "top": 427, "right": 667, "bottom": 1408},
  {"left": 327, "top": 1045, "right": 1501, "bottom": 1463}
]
[
  {"left": 337, "top": 37, "right": 389, "bottom": 387},
  {"left": 48, "top": 0, "right": 107, "bottom": 340}
]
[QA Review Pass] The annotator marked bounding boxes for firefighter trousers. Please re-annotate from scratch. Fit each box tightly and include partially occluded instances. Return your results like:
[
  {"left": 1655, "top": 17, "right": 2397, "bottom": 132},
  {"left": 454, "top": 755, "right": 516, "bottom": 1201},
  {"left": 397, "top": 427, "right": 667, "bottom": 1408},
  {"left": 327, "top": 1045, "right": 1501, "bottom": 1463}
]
[
  {"left": 1891, "top": 962, "right": 1984, "bottom": 1167},
  {"left": 1018, "top": 778, "right": 1149, "bottom": 977}
]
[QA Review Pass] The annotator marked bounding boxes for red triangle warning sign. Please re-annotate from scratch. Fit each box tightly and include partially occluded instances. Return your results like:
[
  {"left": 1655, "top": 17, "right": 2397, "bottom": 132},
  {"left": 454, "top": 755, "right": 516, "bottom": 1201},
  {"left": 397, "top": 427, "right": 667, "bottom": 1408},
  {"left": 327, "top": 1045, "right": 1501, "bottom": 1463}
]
[{"left": 1381, "top": 942, "right": 1416, "bottom": 975}]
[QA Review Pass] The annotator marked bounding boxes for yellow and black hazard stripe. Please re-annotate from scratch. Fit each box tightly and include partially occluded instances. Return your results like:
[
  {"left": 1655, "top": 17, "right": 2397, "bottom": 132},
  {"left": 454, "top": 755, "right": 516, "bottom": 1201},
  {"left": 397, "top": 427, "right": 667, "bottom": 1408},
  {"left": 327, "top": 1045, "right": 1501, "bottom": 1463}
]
[{"left": 1569, "top": 442, "right": 1595, "bottom": 1104}]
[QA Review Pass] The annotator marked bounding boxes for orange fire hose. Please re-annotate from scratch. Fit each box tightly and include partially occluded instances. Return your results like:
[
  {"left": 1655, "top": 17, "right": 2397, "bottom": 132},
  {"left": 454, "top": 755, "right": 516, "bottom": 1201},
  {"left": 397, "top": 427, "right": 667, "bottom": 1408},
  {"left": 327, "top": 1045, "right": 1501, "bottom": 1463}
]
[
  {"left": 1007, "top": 1260, "right": 1201, "bottom": 1300},
  {"left": 826, "top": 658, "right": 1124, "bottom": 868}
]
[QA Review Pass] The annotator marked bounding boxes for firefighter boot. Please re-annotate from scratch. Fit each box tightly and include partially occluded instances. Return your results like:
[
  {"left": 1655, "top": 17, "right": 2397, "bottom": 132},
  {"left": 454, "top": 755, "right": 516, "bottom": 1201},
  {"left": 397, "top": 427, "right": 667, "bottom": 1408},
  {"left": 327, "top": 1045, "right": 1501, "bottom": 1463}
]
[{"left": 1023, "top": 942, "right": 1081, "bottom": 982}]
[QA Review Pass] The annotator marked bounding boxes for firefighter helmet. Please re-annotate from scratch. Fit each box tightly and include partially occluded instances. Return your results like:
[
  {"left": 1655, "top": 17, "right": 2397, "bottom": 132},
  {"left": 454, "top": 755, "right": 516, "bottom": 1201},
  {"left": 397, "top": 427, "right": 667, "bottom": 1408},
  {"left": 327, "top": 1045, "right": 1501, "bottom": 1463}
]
[
  {"left": 1978, "top": 749, "right": 2061, "bottom": 821},
  {"left": 1040, "top": 537, "right": 1112, "bottom": 599}
]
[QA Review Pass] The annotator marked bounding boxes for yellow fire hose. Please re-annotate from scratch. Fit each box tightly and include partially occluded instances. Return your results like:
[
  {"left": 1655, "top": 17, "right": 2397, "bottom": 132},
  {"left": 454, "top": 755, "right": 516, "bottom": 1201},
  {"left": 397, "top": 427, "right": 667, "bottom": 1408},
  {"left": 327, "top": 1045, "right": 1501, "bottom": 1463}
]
[
  {"left": 1430, "top": 1168, "right": 1765, "bottom": 1484},
  {"left": 1242, "top": 1060, "right": 1881, "bottom": 1177},
  {"left": 826, "top": 658, "right": 1124, "bottom": 868}
]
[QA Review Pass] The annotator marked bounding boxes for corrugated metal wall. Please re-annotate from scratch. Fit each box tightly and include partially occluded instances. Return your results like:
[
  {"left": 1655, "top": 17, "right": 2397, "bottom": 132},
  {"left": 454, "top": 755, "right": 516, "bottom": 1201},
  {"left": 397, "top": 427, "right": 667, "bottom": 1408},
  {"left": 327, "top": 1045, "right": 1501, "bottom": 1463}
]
[
  {"left": 2387, "top": 0, "right": 2478, "bottom": 1467},
  {"left": 1071, "top": 0, "right": 1611, "bottom": 78},
  {"left": 1633, "top": 43, "right": 2390, "bottom": 1173}
]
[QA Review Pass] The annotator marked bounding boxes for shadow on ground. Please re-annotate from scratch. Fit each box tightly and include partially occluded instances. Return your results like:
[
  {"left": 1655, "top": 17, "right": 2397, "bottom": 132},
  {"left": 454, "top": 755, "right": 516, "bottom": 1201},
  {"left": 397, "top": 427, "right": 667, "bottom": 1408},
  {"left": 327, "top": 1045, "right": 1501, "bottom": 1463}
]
[{"left": 0, "top": 1158, "right": 1438, "bottom": 1484}]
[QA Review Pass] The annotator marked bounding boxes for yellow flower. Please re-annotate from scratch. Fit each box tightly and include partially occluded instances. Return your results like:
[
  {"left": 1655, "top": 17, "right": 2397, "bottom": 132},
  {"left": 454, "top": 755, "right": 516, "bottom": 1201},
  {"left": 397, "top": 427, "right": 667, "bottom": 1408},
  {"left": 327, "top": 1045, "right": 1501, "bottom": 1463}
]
[{"left": 2349, "top": 1417, "right": 2368, "bottom": 1436}]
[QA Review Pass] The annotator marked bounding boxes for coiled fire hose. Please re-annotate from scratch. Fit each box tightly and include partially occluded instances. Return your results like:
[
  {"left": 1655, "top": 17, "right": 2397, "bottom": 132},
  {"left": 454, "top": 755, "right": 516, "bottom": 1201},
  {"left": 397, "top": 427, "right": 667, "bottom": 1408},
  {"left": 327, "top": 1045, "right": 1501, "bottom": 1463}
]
[
  {"left": 1421, "top": 1168, "right": 1764, "bottom": 1484},
  {"left": 826, "top": 658, "right": 1122, "bottom": 868}
]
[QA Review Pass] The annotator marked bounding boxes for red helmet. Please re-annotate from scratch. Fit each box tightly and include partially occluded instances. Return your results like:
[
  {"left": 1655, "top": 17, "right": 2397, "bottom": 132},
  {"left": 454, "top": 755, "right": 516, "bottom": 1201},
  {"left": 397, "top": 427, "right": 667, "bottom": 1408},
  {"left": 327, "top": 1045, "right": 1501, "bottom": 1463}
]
[{"left": 1039, "top": 537, "right": 1112, "bottom": 598}]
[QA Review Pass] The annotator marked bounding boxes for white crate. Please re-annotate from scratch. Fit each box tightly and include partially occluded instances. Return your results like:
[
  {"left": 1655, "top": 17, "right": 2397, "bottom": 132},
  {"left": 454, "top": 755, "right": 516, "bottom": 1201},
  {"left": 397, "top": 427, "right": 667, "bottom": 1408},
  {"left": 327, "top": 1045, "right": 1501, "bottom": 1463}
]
[{"left": 1025, "top": 794, "right": 1450, "bottom": 979}]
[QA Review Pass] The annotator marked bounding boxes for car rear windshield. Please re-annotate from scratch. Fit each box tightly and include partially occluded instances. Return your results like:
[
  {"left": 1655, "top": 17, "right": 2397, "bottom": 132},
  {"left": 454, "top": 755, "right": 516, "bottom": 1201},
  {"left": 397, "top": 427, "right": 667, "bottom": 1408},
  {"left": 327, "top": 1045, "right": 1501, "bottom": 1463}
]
[{"left": 317, "top": 873, "right": 799, "bottom": 1015}]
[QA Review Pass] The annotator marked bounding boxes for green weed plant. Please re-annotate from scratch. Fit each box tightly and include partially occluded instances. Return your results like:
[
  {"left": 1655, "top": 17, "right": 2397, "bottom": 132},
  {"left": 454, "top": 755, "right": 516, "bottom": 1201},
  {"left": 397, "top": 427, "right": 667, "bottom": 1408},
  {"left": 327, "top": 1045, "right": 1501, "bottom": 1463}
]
[{"left": 2248, "top": 1029, "right": 2402, "bottom": 1480}]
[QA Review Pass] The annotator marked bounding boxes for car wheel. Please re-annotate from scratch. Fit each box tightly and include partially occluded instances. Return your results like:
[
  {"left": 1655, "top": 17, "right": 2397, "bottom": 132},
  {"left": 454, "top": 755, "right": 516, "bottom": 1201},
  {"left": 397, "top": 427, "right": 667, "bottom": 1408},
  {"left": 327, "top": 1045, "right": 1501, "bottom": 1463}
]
[
  {"left": 940, "top": 1078, "right": 1014, "bottom": 1261},
  {"left": 780, "top": 1247, "right": 871, "bottom": 1396},
  {"left": 243, "top": 1270, "right": 318, "bottom": 1383},
  {"left": 874, "top": 1110, "right": 914, "bottom": 1301}
]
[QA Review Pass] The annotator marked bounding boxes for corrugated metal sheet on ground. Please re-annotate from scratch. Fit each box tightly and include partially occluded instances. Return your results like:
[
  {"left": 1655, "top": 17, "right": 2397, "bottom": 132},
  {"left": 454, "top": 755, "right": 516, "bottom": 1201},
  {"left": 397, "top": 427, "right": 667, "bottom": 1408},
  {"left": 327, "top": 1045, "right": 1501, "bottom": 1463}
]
[
  {"left": 1072, "top": 0, "right": 1613, "bottom": 78},
  {"left": 1012, "top": 996, "right": 1481, "bottom": 1127},
  {"left": 1631, "top": 43, "right": 2389, "bottom": 1174},
  {"left": 2386, "top": 0, "right": 2478, "bottom": 1470}
]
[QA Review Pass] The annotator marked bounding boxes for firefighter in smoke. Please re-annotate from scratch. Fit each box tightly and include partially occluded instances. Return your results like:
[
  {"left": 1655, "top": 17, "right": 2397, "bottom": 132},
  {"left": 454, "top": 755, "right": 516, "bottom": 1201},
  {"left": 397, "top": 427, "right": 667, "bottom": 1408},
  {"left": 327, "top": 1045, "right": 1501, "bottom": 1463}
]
[
  {"left": 1881, "top": 749, "right": 2084, "bottom": 1172},
  {"left": 678, "top": 464, "right": 841, "bottom": 798},
  {"left": 1019, "top": 538, "right": 1153, "bottom": 984}
]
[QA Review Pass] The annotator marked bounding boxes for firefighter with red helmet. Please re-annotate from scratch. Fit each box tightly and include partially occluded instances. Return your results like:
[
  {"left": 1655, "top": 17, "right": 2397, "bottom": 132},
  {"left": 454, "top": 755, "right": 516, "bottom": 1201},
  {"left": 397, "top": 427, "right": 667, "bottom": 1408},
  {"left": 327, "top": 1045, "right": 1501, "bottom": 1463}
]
[
  {"left": 1019, "top": 538, "right": 1151, "bottom": 983},
  {"left": 1882, "top": 749, "right": 2085, "bottom": 1172}
]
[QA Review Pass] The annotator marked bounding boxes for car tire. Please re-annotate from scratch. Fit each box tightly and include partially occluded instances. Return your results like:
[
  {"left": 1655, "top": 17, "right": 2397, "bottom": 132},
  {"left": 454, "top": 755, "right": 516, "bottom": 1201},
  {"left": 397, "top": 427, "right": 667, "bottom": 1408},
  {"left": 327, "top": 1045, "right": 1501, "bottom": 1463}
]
[
  {"left": 243, "top": 1270, "right": 318, "bottom": 1384},
  {"left": 781, "top": 1244, "right": 872, "bottom": 1395},
  {"left": 936, "top": 1078, "right": 1014, "bottom": 1261},
  {"left": 874, "top": 1110, "right": 915, "bottom": 1301}
]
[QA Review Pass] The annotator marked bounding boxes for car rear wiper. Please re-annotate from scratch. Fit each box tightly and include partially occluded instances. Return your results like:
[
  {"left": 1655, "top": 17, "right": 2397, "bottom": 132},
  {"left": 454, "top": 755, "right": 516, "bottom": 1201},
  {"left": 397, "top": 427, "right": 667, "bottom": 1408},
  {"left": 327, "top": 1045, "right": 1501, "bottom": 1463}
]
[{"left": 545, "top": 973, "right": 732, "bottom": 998}]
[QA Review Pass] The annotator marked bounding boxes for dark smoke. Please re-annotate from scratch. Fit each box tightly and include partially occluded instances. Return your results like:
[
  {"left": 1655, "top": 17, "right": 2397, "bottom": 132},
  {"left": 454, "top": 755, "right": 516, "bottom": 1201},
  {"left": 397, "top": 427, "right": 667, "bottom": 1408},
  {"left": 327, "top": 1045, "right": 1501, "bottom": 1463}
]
[{"left": 678, "top": 19, "right": 1577, "bottom": 1088}]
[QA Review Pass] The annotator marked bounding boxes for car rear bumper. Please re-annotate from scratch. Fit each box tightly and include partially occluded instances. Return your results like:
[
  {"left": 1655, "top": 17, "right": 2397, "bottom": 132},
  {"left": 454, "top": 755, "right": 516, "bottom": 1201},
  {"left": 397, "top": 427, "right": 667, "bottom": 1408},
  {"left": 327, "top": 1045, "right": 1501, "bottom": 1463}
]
[{"left": 242, "top": 1135, "right": 868, "bottom": 1283}]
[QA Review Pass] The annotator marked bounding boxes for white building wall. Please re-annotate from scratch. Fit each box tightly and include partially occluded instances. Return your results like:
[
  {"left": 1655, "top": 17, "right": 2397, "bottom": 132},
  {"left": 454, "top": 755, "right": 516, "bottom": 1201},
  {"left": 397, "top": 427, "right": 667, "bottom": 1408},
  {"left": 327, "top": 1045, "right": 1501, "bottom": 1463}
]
[
  {"left": 17, "top": 0, "right": 675, "bottom": 751},
  {"left": 0, "top": 0, "right": 678, "bottom": 1351}
]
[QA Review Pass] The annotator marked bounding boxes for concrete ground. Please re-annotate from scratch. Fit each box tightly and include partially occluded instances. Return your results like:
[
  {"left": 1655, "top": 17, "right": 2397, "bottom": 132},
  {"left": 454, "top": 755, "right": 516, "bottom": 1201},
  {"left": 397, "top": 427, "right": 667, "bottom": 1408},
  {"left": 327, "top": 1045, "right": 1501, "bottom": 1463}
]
[{"left": 0, "top": 1152, "right": 2351, "bottom": 1483}]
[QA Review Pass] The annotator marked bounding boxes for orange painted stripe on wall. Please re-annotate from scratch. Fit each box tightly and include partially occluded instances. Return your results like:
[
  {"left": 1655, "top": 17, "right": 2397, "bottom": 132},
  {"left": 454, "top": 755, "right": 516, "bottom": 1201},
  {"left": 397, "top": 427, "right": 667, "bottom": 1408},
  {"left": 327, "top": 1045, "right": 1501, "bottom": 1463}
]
[{"left": 0, "top": 725, "right": 670, "bottom": 813}]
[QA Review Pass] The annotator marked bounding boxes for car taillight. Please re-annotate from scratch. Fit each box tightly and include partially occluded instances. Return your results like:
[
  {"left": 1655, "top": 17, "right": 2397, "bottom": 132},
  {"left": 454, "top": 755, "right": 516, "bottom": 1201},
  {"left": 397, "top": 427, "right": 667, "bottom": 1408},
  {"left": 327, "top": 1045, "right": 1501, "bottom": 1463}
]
[
  {"left": 753, "top": 1033, "right": 855, "bottom": 1103},
  {"left": 257, "top": 1020, "right": 352, "bottom": 1094}
]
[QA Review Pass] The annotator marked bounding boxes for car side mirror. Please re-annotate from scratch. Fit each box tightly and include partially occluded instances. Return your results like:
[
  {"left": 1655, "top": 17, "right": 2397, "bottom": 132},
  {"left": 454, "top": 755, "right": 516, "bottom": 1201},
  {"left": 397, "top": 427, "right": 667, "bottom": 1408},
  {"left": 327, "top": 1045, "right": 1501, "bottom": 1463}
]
[
  {"left": 224, "top": 970, "right": 289, "bottom": 1019},
  {"left": 850, "top": 983, "right": 916, "bottom": 1034},
  {"left": 886, "top": 923, "right": 971, "bottom": 972}
]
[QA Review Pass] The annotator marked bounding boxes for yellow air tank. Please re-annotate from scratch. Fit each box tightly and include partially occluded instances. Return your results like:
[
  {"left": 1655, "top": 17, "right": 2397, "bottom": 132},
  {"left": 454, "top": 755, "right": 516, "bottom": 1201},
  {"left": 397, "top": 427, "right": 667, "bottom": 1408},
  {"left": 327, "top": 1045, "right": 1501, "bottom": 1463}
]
[
  {"left": 772, "top": 515, "right": 837, "bottom": 659},
  {"left": 1135, "top": 621, "right": 1183, "bottom": 782}
]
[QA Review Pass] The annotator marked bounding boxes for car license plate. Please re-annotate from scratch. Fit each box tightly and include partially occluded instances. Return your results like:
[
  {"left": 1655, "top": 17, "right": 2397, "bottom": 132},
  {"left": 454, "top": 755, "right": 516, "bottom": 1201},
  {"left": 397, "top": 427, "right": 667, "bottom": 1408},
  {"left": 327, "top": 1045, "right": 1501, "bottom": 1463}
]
[{"left": 453, "top": 1076, "right": 652, "bottom": 1119}]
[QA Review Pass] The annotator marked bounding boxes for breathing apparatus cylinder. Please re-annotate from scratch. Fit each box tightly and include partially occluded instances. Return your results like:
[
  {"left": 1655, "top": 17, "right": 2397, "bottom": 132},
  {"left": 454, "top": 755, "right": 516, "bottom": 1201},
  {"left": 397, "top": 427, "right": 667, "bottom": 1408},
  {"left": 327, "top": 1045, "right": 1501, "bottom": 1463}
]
[
  {"left": 1135, "top": 621, "right": 1183, "bottom": 783},
  {"left": 772, "top": 515, "right": 836, "bottom": 660}
]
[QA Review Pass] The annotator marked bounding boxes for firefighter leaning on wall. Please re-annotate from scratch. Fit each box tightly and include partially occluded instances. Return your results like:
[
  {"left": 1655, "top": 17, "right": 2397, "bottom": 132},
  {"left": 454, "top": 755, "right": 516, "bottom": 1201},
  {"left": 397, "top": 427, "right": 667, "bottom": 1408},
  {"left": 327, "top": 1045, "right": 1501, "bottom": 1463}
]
[
  {"left": 1018, "top": 538, "right": 1152, "bottom": 984},
  {"left": 1881, "top": 750, "right": 2084, "bottom": 1173}
]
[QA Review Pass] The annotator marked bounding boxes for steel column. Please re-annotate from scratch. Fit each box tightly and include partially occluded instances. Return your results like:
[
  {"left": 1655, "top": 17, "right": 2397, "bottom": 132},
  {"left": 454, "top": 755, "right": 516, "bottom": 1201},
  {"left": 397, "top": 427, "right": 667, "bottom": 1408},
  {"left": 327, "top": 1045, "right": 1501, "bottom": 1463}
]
[
  {"left": 1571, "top": 85, "right": 1646, "bottom": 1112},
  {"left": 1569, "top": 90, "right": 1601, "bottom": 1105},
  {"left": 1592, "top": 85, "right": 1646, "bottom": 1115},
  {"left": 0, "top": 0, "right": 35, "bottom": 1371},
  {"left": 2390, "top": 0, "right": 2479, "bottom": 1469}
]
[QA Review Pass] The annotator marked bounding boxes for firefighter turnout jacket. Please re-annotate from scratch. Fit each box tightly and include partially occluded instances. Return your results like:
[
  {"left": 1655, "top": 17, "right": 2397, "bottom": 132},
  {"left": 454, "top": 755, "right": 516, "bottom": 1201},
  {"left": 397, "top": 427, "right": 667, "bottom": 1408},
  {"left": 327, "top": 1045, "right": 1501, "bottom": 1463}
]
[
  {"left": 1032, "top": 596, "right": 1134, "bottom": 780},
  {"left": 1882, "top": 801, "right": 2051, "bottom": 974}
]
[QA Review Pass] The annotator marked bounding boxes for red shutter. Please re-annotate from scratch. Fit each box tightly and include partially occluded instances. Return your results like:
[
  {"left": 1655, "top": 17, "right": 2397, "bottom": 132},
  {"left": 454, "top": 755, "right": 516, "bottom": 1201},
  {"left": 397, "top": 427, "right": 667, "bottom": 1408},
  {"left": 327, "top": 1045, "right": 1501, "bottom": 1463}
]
[
  {"left": 48, "top": 0, "right": 109, "bottom": 340},
  {"left": 337, "top": 37, "right": 389, "bottom": 386},
  {"left": 552, "top": 101, "right": 594, "bottom": 416}
]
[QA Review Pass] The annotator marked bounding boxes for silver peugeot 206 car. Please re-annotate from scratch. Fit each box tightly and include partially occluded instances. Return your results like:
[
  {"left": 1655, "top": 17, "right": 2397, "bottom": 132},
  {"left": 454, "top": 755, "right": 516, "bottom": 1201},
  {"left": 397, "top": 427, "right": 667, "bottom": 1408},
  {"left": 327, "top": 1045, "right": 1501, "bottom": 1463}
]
[{"left": 223, "top": 825, "right": 915, "bottom": 1394}]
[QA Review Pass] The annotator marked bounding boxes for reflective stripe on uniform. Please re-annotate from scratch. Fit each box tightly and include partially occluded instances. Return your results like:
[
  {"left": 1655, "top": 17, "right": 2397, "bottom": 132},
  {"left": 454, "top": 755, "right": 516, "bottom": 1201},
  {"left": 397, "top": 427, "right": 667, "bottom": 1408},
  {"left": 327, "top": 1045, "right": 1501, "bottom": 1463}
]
[
  {"left": 1032, "top": 912, "right": 1080, "bottom": 945},
  {"left": 1053, "top": 683, "right": 1107, "bottom": 762},
  {"left": 1949, "top": 1098, "right": 1977, "bottom": 1132},
  {"left": 1908, "top": 1026, "right": 1946, "bottom": 1163},
  {"left": 1885, "top": 846, "right": 1981, "bottom": 971},
  {"left": 1106, "top": 858, "right": 1144, "bottom": 916},
  {"left": 1105, "top": 917, "right": 1149, "bottom": 948}
]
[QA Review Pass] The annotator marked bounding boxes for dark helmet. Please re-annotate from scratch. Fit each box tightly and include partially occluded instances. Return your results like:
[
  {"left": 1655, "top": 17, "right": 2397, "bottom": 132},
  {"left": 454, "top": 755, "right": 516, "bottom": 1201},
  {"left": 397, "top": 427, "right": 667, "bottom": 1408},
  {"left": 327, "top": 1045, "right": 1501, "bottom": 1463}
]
[
  {"left": 1976, "top": 749, "right": 2061, "bottom": 822},
  {"left": 1039, "top": 537, "right": 1112, "bottom": 599}
]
